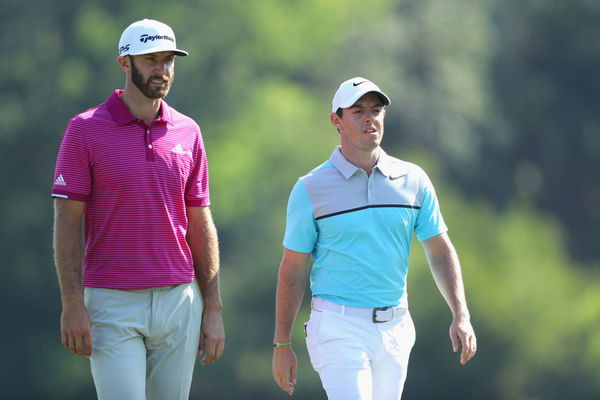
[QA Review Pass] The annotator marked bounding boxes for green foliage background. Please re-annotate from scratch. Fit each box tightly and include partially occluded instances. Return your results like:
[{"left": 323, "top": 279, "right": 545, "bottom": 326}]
[{"left": 1, "top": 0, "right": 599, "bottom": 399}]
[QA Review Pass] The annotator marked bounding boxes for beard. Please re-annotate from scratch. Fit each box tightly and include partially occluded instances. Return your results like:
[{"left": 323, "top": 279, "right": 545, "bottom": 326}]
[{"left": 130, "top": 56, "right": 174, "bottom": 99}]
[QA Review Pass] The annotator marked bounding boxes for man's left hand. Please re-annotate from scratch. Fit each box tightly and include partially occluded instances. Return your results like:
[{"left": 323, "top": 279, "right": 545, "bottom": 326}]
[
  {"left": 450, "top": 317, "right": 477, "bottom": 364},
  {"left": 199, "top": 309, "right": 225, "bottom": 364}
]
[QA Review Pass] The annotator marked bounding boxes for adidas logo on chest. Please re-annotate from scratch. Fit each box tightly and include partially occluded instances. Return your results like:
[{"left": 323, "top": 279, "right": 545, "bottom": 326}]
[{"left": 171, "top": 144, "right": 192, "bottom": 157}]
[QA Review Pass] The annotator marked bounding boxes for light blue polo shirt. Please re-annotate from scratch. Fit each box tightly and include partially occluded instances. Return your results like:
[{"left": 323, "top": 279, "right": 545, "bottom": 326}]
[{"left": 283, "top": 146, "right": 447, "bottom": 308}]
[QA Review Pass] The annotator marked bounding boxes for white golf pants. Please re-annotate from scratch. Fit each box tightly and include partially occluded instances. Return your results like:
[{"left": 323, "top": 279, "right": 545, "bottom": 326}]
[{"left": 305, "top": 297, "right": 416, "bottom": 400}]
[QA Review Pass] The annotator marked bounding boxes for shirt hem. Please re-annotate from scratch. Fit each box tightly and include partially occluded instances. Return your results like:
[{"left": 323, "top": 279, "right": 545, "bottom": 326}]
[
  {"left": 51, "top": 190, "right": 89, "bottom": 202},
  {"left": 186, "top": 198, "right": 210, "bottom": 207},
  {"left": 83, "top": 277, "right": 195, "bottom": 290},
  {"left": 417, "top": 227, "right": 448, "bottom": 242}
]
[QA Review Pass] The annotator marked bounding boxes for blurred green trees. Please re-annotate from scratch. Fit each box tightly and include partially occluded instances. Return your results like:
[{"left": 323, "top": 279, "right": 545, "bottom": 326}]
[{"left": 1, "top": 0, "right": 599, "bottom": 399}]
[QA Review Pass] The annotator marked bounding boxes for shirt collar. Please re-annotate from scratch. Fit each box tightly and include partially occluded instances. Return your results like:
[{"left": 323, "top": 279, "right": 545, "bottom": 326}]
[
  {"left": 374, "top": 149, "right": 408, "bottom": 179},
  {"left": 329, "top": 146, "right": 408, "bottom": 180},
  {"left": 329, "top": 146, "right": 361, "bottom": 179},
  {"left": 106, "top": 89, "right": 175, "bottom": 126}
]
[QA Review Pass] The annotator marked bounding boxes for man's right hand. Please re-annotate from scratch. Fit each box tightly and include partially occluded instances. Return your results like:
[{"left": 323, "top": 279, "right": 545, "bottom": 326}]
[
  {"left": 272, "top": 345, "right": 297, "bottom": 396},
  {"left": 60, "top": 298, "right": 92, "bottom": 357}
]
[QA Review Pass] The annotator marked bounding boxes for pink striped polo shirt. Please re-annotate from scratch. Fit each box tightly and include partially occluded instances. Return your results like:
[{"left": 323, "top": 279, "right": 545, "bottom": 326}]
[{"left": 52, "top": 90, "right": 210, "bottom": 289}]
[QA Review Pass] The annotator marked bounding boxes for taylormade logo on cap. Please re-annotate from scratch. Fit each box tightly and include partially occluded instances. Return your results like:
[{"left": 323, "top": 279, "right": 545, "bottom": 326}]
[
  {"left": 118, "top": 19, "right": 189, "bottom": 57},
  {"left": 139, "top": 33, "right": 175, "bottom": 43},
  {"left": 331, "top": 77, "right": 391, "bottom": 113}
]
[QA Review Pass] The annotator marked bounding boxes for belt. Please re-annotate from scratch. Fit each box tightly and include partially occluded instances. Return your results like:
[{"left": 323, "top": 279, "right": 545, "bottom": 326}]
[{"left": 311, "top": 297, "right": 407, "bottom": 323}]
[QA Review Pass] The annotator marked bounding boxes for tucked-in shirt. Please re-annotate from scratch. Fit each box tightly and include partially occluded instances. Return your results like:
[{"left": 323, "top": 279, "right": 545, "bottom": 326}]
[
  {"left": 51, "top": 90, "right": 210, "bottom": 289},
  {"left": 284, "top": 146, "right": 447, "bottom": 308}
]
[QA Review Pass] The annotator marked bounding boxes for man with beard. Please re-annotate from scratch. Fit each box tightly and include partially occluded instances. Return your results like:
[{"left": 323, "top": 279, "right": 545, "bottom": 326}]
[{"left": 51, "top": 19, "right": 224, "bottom": 400}]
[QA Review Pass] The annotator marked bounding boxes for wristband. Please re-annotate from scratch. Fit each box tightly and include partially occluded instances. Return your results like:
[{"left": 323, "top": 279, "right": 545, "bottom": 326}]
[{"left": 273, "top": 342, "right": 292, "bottom": 348}]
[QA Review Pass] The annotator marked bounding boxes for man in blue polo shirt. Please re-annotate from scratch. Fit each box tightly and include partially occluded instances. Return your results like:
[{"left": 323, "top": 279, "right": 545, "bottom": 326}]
[{"left": 272, "top": 77, "right": 476, "bottom": 399}]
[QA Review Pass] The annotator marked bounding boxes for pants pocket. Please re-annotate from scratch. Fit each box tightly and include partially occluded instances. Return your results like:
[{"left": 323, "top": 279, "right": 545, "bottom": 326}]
[{"left": 305, "top": 310, "right": 323, "bottom": 370}]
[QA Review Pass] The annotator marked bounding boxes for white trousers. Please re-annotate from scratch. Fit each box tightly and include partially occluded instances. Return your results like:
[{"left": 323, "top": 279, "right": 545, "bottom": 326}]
[
  {"left": 305, "top": 298, "right": 416, "bottom": 400},
  {"left": 84, "top": 282, "right": 202, "bottom": 400}
]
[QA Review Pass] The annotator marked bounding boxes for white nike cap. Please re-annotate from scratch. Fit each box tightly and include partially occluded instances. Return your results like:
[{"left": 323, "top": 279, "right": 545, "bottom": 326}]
[
  {"left": 331, "top": 77, "right": 391, "bottom": 113},
  {"left": 118, "top": 19, "right": 188, "bottom": 57}
]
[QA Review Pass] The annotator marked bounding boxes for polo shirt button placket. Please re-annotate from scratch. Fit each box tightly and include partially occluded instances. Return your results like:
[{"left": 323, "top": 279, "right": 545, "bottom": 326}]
[
  {"left": 367, "top": 173, "right": 374, "bottom": 204},
  {"left": 145, "top": 127, "right": 155, "bottom": 161}
]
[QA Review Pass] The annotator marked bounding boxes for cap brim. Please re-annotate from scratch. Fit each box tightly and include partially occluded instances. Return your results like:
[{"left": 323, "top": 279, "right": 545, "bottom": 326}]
[
  {"left": 374, "top": 92, "right": 390, "bottom": 106},
  {"left": 338, "top": 90, "right": 390, "bottom": 109},
  {"left": 129, "top": 47, "right": 189, "bottom": 57}
]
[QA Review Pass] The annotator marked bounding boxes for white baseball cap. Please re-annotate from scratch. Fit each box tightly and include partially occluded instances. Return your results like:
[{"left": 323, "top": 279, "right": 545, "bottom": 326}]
[
  {"left": 331, "top": 77, "right": 390, "bottom": 113},
  {"left": 118, "top": 19, "right": 188, "bottom": 57}
]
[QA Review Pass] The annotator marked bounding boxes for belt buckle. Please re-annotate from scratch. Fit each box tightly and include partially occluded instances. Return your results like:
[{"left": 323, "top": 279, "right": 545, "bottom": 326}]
[{"left": 372, "top": 306, "right": 392, "bottom": 323}]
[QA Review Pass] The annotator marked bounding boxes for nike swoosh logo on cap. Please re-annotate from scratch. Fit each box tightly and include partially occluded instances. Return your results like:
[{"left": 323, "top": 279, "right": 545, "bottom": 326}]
[{"left": 353, "top": 81, "right": 367, "bottom": 86}]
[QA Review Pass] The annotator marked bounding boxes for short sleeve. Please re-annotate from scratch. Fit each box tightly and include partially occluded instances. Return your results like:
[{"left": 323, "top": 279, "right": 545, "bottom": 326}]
[
  {"left": 51, "top": 118, "right": 92, "bottom": 202},
  {"left": 414, "top": 172, "right": 448, "bottom": 241},
  {"left": 282, "top": 180, "right": 317, "bottom": 253},
  {"left": 185, "top": 126, "right": 210, "bottom": 207}
]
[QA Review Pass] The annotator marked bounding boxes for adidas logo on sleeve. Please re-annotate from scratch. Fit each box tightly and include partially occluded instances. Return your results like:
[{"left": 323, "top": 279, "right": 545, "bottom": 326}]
[{"left": 54, "top": 174, "right": 67, "bottom": 186}]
